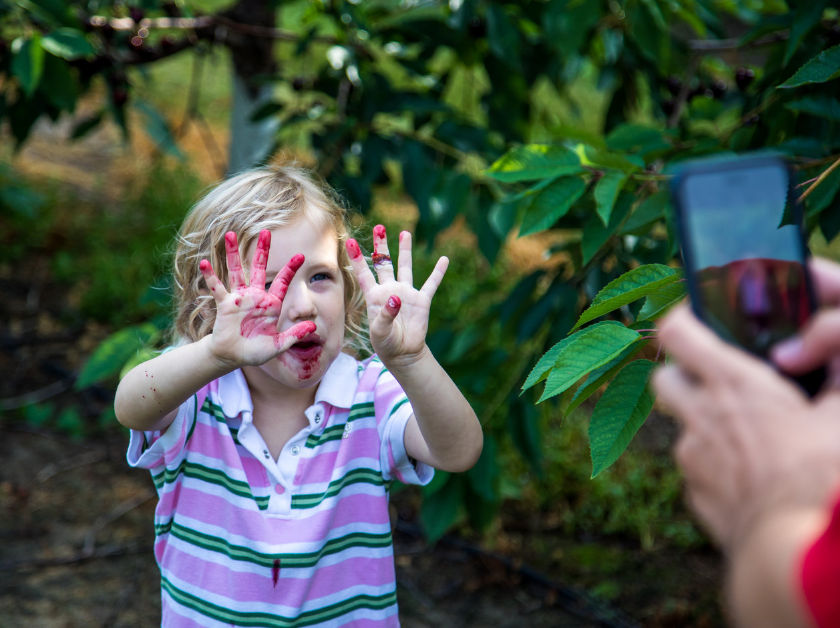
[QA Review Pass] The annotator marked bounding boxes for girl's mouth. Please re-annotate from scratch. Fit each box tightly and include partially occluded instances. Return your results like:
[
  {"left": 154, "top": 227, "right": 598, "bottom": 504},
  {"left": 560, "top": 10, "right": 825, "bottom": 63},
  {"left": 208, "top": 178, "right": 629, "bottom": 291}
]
[{"left": 287, "top": 334, "right": 323, "bottom": 361}]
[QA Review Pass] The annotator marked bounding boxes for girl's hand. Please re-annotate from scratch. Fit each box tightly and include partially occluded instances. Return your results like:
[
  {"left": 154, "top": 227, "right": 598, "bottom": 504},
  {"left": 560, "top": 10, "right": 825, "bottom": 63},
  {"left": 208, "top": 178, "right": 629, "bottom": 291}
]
[
  {"left": 200, "top": 231, "right": 316, "bottom": 369},
  {"left": 346, "top": 226, "right": 448, "bottom": 366}
]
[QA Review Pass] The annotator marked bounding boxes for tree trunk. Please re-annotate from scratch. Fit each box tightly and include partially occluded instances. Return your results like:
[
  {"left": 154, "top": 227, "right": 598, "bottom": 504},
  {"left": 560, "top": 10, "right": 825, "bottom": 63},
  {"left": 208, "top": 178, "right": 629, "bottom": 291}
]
[{"left": 223, "top": 0, "right": 280, "bottom": 175}]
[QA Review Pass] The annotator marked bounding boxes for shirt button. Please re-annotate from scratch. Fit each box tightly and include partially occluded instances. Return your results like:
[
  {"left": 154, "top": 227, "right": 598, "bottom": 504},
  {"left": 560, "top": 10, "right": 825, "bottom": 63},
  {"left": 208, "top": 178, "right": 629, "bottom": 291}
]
[
  {"left": 314, "top": 413, "right": 321, "bottom": 424},
  {"left": 290, "top": 445, "right": 300, "bottom": 456},
  {"left": 263, "top": 450, "right": 270, "bottom": 459},
  {"left": 274, "top": 484, "right": 285, "bottom": 494}
]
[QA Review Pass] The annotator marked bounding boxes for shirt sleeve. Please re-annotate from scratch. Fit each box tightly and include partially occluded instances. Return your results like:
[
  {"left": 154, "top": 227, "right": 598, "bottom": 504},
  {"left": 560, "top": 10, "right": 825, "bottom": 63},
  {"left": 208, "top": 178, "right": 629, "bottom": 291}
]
[
  {"left": 126, "top": 393, "right": 199, "bottom": 472},
  {"left": 800, "top": 492, "right": 840, "bottom": 628},
  {"left": 372, "top": 361, "right": 433, "bottom": 486}
]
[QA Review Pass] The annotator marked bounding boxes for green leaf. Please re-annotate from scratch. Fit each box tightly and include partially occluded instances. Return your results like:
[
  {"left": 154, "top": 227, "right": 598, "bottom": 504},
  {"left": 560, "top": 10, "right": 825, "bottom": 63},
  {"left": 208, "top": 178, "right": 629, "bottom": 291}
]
[
  {"left": 42, "top": 54, "right": 77, "bottom": 112},
  {"left": 539, "top": 322, "right": 642, "bottom": 402},
  {"left": 485, "top": 144, "right": 582, "bottom": 182},
  {"left": 566, "top": 339, "right": 650, "bottom": 415},
  {"left": 40, "top": 28, "right": 93, "bottom": 60},
  {"left": 521, "top": 327, "right": 588, "bottom": 393},
  {"left": 785, "top": 96, "right": 840, "bottom": 123},
  {"left": 421, "top": 476, "right": 463, "bottom": 543},
  {"left": 594, "top": 172, "right": 628, "bottom": 226},
  {"left": 638, "top": 281, "right": 688, "bottom": 320},
  {"left": 12, "top": 35, "right": 45, "bottom": 97},
  {"left": 519, "top": 176, "right": 587, "bottom": 236},
  {"left": 589, "top": 360, "right": 657, "bottom": 478},
  {"left": 75, "top": 324, "right": 158, "bottom": 390},
  {"left": 605, "top": 124, "right": 670, "bottom": 154},
  {"left": 807, "top": 166, "right": 840, "bottom": 216},
  {"left": 466, "top": 434, "right": 498, "bottom": 502},
  {"left": 620, "top": 190, "right": 669, "bottom": 234},
  {"left": 486, "top": 3, "right": 521, "bottom": 67},
  {"left": 784, "top": 2, "right": 824, "bottom": 67},
  {"left": 572, "top": 265, "right": 681, "bottom": 331},
  {"left": 582, "top": 145, "right": 643, "bottom": 173},
  {"left": 778, "top": 45, "right": 840, "bottom": 89},
  {"left": 581, "top": 192, "right": 633, "bottom": 266}
]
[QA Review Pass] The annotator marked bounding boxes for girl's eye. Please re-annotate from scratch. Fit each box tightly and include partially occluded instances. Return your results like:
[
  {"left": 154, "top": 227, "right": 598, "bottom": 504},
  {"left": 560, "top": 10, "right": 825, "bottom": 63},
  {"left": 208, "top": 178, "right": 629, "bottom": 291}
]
[{"left": 311, "top": 272, "right": 331, "bottom": 283}]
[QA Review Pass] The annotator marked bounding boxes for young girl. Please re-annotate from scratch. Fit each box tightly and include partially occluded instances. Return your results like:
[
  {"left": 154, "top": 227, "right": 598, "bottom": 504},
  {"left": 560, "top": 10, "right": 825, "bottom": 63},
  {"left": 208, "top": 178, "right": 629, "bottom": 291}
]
[{"left": 115, "top": 165, "right": 483, "bottom": 627}]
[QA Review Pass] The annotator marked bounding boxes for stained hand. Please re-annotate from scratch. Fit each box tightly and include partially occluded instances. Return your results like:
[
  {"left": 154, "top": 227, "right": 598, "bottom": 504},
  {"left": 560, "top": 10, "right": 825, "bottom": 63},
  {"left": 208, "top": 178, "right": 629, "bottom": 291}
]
[
  {"left": 346, "top": 225, "right": 448, "bottom": 365},
  {"left": 200, "top": 230, "right": 316, "bottom": 368}
]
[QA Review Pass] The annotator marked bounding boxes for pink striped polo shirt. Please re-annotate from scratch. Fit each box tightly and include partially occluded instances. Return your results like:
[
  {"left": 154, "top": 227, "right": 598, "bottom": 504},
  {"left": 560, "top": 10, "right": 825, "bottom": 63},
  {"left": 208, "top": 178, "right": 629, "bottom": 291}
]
[{"left": 127, "top": 352, "right": 433, "bottom": 627}]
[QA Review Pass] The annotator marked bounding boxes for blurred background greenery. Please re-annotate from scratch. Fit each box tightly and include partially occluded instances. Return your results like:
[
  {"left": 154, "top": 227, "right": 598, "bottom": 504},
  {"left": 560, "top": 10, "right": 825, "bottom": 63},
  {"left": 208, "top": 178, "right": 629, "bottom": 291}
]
[{"left": 3, "top": 0, "right": 840, "bottom": 624}]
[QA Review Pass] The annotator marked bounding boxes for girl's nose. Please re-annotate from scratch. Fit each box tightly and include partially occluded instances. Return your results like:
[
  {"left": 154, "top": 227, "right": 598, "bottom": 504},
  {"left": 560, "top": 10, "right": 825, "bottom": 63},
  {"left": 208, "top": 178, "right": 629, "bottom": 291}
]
[{"left": 283, "top": 279, "right": 316, "bottom": 321}]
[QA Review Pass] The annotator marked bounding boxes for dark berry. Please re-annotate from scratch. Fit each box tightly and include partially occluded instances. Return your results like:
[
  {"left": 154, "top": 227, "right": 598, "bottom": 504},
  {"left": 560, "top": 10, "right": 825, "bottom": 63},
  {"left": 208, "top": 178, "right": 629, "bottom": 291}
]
[
  {"left": 112, "top": 87, "right": 128, "bottom": 107},
  {"left": 129, "top": 7, "right": 144, "bottom": 23},
  {"left": 710, "top": 79, "right": 727, "bottom": 99},
  {"left": 828, "top": 24, "right": 840, "bottom": 47},
  {"left": 743, "top": 114, "right": 760, "bottom": 127},
  {"left": 162, "top": 1, "right": 181, "bottom": 17},
  {"left": 129, "top": 35, "right": 144, "bottom": 49},
  {"left": 292, "top": 76, "right": 306, "bottom": 91},
  {"left": 687, "top": 84, "right": 706, "bottom": 101},
  {"left": 665, "top": 76, "right": 683, "bottom": 96},
  {"left": 467, "top": 16, "right": 485, "bottom": 38},
  {"left": 662, "top": 99, "right": 676, "bottom": 116},
  {"left": 735, "top": 67, "right": 755, "bottom": 91}
]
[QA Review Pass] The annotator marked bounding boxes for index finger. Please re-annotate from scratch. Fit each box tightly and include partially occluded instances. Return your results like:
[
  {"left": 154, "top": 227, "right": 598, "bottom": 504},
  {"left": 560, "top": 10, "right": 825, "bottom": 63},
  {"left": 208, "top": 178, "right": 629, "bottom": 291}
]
[
  {"left": 809, "top": 258, "right": 840, "bottom": 307},
  {"left": 225, "top": 232, "right": 247, "bottom": 290},
  {"left": 345, "top": 238, "right": 378, "bottom": 294},
  {"left": 657, "top": 304, "right": 759, "bottom": 385}
]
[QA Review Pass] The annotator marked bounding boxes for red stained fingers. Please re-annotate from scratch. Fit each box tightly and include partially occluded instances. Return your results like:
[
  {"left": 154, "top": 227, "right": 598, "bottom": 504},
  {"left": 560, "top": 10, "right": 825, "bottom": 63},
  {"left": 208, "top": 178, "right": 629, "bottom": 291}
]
[
  {"left": 346, "top": 238, "right": 377, "bottom": 293},
  {"left": 268, "top": 253, "right": 305, "bottom": 301},
  {"left": 397, "top": 231, "right": 413, "bottom": 286},
  {"left": 225, "top": 232, "right": 247, "bottom": 290},
  {"left": 420, "top": 256, "right": 449, "bottom": 300},
  {"left": 200, "top": 259, "right": 228, "bottom": 300},
  {"left": 275, "top": 321, "right": 317, "bottom": 352},
  {"left": 371, "top": 224, "right": 395, "bottom": 282},
  {"left": 250, "top": 230, "right": 271, "bottom": 290}
]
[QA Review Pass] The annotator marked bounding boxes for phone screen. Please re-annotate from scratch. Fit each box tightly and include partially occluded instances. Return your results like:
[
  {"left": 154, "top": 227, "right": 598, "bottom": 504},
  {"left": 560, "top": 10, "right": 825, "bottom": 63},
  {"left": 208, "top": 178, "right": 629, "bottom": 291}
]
[{"left": 680, "top": 161, "right": 811, "bottom": 358}]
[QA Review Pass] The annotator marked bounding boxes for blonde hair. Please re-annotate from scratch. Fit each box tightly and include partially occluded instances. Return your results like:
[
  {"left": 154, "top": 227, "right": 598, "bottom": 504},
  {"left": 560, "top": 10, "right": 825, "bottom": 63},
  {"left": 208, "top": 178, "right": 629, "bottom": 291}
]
[{"left": 171, "top": 164, "right": 368, "bottom": 355}]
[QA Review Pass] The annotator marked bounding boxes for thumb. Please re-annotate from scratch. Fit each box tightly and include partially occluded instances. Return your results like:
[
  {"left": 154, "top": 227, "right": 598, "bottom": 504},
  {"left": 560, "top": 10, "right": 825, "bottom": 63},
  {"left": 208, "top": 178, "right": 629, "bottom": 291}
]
[
  {"left": 771, "top": 310, "right": 840, "bottom": 374},
  {"left": 275, "top": 321, "right": 317, "bottom": 353},
  {"left": 371, "top": 296, "right": 401, "bottom": 337}
]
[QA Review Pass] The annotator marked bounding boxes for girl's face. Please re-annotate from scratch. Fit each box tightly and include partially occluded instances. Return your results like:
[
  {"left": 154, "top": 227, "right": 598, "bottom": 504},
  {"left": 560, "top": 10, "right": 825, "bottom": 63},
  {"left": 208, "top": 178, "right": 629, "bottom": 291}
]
[{"left": 242, "top": 216, "right": 346, "bottom": 394}]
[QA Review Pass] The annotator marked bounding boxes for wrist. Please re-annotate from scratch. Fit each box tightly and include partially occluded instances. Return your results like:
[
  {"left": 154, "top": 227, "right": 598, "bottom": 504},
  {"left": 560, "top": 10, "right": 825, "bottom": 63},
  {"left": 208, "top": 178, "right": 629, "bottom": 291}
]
[
  {"left": 380, "top": 344, "right": 433, "bottom": 378},
  {"left": 201, "top": 335, "right": 240, "bottom": 375}
]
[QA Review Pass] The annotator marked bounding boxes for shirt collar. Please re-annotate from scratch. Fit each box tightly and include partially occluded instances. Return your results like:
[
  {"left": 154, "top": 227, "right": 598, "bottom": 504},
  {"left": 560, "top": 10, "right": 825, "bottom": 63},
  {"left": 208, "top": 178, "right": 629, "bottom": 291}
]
[{"left": 215, "top": 352, "right": 360, "bottom": 418}]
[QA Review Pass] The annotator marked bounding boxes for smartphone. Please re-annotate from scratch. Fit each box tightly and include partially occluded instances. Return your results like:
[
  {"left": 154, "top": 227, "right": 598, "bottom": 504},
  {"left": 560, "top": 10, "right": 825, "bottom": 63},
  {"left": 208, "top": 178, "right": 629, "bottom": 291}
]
[{"left": 671, "top": 153, "right": 826, "bottom": 396}]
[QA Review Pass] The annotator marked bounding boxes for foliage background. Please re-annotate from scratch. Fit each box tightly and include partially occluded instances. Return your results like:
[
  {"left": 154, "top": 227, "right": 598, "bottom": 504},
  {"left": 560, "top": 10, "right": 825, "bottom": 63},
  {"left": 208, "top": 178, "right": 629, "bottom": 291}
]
[{"left": 3, "top": 0, "right": 840, "bottom": 623}]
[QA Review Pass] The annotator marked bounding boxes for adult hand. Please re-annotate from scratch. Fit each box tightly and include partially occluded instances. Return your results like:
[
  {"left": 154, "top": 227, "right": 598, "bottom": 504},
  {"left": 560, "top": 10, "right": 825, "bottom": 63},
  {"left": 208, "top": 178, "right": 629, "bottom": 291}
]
[
  {"left": 653, "top": 305, "right": 840, "bottom": 553},
  {"left": 345, "top": 225, "right": 448, "bottom": 367},
  {"left": 772, "top": 258, "right": 840, "bottom": 388},
  {"left": 199, "top": 230, "right": 316, "bottom": 368}
]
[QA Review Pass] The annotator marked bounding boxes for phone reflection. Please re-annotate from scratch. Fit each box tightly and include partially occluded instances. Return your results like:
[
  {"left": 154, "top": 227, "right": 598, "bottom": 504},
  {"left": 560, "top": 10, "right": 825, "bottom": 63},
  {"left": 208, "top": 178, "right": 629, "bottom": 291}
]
[{"left": 696, "top": 258, "right": 810, "bottom": 357}]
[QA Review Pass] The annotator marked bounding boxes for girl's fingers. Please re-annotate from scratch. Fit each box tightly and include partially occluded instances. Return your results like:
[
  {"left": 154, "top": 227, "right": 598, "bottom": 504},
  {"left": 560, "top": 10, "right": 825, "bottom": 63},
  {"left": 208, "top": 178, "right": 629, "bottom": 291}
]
[
  {"left": 419, "top": 256, "right": 449, "bottom": 300},
  {"left": 275, "top": 321, "right": 317, "bottom": 352},
  {"left": 346, "top": 238, "right": 378, "bottom": 294},
  {"left": 397, "top": 231, "right": 413, "bottom": 286},
  {"left": 249, "top": 230, "right": 271, "bottom": 291},
  {"left": 268, "top": 253, "right": 305, "bottom": 301},
  {"left": 200, "top": 260, "right": 229, "bottom": 301},
  {"left": 225, "top": 232, "right": 247, "bottom": 290},
  {"left": 372, "top": 225, "right": 395, "bottom": 283},
  {"left": 370, "top": 296, "right": 401, "bottom": 342}
]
